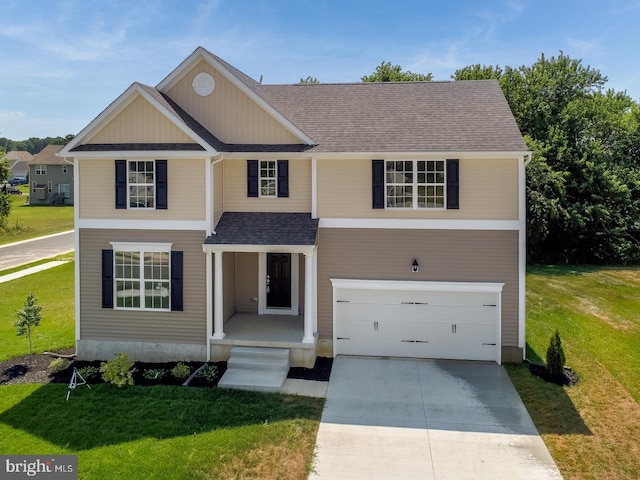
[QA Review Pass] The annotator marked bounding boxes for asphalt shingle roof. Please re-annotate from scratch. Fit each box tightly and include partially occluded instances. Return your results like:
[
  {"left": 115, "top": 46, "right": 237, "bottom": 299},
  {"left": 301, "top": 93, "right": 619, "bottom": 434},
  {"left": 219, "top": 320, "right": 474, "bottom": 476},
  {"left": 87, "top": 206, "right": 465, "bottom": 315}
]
[
  {"left": 205, "top": 212, "right": 319, "bottom": 246},
  {"left": 30, "top": 144, "right": 71, "bottom": 165}
]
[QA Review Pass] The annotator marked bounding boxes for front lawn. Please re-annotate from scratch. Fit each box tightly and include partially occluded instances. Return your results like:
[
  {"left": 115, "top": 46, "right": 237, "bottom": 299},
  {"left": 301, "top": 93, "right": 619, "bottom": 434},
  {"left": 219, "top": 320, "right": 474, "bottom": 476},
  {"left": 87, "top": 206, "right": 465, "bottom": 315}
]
[
  {"left": 0, "top": 192, "right": 73, "bottom": 244},
  {"left": 0, "top": 260, "right": 75, "bottom": 361},
  {"left": 506, "top": 266, "right": 640, "bottom": 480},
  {"left": 0, "top": 384, "right": 323, "bottom": 479}
]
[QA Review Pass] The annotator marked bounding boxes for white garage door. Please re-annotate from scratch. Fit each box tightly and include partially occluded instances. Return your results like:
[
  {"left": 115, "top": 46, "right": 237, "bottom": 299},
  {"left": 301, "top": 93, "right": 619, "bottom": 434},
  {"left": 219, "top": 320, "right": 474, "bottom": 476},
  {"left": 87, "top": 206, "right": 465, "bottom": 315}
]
[{"left": 331, "top": 279, "right": 504, "bottom": 363}]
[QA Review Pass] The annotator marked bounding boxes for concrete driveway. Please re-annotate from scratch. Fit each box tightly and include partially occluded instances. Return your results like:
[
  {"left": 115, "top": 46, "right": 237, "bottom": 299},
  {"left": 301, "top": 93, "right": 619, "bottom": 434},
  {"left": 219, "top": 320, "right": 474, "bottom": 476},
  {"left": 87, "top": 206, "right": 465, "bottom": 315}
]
[{"left": 310, "top": 357, "right": 562, "bottom": 479}]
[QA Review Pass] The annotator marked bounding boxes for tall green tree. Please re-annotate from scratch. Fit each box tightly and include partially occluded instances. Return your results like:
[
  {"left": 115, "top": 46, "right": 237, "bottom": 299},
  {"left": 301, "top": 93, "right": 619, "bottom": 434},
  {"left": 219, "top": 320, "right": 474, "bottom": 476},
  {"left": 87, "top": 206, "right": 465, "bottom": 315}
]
[
  {"left": 362, "top": 61, "right": 432, "bottom": 82},
  {"left": 454, "top": 52, "right": 640, "bottom": 264},
  {"left": 299, "top": 76, "right": 319, "bottom": 84}
]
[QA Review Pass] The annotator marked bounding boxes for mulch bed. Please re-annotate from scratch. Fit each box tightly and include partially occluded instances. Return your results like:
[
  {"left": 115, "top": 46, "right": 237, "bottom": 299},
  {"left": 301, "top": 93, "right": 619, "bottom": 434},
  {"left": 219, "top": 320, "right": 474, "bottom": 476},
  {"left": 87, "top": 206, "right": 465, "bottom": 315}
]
[
  {"left": 1, "top": 350, "right": 333, "bottom": 387},
  {"left": 527, "top": 361, "right": 580, "bottom": 386}
]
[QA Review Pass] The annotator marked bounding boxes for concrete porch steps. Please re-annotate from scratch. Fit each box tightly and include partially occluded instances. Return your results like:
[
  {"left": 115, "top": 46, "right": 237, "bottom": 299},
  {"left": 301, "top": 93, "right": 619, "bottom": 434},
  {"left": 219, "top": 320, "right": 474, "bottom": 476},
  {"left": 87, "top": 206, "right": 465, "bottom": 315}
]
[{"left": 218, "top": 346, "right": 290, "bottom": 393}]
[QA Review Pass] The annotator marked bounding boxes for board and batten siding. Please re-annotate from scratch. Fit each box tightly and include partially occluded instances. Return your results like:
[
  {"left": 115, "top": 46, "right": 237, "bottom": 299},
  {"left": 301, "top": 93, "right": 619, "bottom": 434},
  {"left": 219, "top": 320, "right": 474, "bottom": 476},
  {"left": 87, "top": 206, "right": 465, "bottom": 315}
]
[
  {"left": 222, "top": 252, "right": 236, "bottom": 322},
  {"left": 316, "top": 158, "right": 519, "bottom": 220},
  {"left": 164, "top": 59, "right": 300, "bottom": 145},
  {"left": 79, "top": 229, "right": 207, "bottom": 344},
  {"left": 87, "top": 94, "right": 195, "bottom": 144},
  {"left": 78, "top": 158, "right": 206, "bottom": 220},
  {"left": 223, "top": 159, "right": 311, "bottom": 212},
  {"left": 316, "top": 228, "right": 519, "bottom": 348}
]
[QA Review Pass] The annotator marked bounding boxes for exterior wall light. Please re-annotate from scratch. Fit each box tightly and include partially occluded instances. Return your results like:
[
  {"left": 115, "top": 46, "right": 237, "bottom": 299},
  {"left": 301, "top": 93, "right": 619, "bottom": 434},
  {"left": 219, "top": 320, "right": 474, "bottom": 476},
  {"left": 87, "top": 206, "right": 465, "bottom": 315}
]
[{"left": 412, "top": 259, "right": 419, "bottom": 273}]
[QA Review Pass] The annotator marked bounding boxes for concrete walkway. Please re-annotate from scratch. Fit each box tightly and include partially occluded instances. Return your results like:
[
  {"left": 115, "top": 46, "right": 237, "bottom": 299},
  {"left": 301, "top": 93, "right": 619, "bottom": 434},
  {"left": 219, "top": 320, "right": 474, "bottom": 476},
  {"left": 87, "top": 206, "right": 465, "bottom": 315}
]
[
  {"left": 0, "top": 261, "right": 71, "bottom": 283},
  {"left": 310, "top": 356, "right": 562, "bottom": 480}
]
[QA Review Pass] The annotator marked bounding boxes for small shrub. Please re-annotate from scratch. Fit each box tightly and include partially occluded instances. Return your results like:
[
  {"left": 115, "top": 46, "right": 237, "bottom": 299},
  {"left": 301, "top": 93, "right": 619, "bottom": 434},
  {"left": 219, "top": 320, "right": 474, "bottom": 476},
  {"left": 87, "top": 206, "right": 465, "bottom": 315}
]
[
  {"left": 143, "top": 368, "right": 167, "bottom": 380},
  {"left": 100, "top": 353, "right": 136, "bottom": 388},
  {"left": 546, "top": 329, "right": 566, "bottom": 377},
  {"left": 171, "top": 362, "right": 191, "bottom": 380},
  {"left": 77, "top": 365, "right": 100, "bottom": 381},
  {"left": 48, "top": 357, "right": 70, "bottom": 374},
  {"left": 195, "top": 364, "right": 218, "bottom": 383}
]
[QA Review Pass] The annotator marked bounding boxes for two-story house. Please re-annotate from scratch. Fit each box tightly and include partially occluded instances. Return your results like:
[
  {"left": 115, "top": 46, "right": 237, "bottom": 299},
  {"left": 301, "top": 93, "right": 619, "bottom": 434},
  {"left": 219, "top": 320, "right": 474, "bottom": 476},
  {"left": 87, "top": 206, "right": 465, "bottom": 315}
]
[
  {"left": 29, "top": 144, "right": 74, "bottom": 205},
  {"left": 59, "top": 47, "right": 528, "bottom": 368}
]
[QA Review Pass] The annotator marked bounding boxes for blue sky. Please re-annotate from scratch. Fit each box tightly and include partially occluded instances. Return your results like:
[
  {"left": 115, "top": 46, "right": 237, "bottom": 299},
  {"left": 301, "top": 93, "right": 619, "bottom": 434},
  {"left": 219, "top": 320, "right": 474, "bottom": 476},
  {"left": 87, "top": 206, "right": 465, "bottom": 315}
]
[{"left": 1, "top": 0, "right": 639, "bottom": 140}]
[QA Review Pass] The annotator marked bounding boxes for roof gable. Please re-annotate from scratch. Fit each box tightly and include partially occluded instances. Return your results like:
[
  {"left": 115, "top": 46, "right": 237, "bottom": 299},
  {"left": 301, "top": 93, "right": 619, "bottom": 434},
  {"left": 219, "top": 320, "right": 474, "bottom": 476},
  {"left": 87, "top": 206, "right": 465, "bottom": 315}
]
[
  {"left": 157, "top": 47, "right": 315, "bottom": 146},
  {"left": 30, "top": 144, "right": 70, "bottom": 165},
  {"left": 60, "top": 83, "right": 218, "bottom": 156}
]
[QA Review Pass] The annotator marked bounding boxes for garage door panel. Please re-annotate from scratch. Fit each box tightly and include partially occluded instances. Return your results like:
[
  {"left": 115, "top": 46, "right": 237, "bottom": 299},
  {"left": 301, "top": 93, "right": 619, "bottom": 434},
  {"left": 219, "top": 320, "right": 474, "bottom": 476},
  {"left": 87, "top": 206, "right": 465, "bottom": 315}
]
[{"left": 332, "top": 281, "right": 502, "bottom": 363}]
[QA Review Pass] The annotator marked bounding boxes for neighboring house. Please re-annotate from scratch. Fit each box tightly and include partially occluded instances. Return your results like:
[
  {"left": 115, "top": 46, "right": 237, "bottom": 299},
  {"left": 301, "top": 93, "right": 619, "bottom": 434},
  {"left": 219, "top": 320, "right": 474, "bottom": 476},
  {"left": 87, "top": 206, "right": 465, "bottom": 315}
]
[
  {"left": 6, "top": 150, "right": 33, "bottom": 183},
  {"left": 60, "top": 46, "right": 528, "bottom": 367},
  {"left": 29, "top": 145, "right": 74, "bottom": 205}
]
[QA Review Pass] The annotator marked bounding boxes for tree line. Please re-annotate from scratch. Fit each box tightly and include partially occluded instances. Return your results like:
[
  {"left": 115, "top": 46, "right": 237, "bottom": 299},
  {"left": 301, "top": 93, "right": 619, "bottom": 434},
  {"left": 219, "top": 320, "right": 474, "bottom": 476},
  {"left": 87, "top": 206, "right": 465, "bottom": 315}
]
[
  {"left": 0, "top": 134, "right": 75, "bottom": 155},
  {"left": 353, "top": 53, "right": 639, "bottom": 264}
]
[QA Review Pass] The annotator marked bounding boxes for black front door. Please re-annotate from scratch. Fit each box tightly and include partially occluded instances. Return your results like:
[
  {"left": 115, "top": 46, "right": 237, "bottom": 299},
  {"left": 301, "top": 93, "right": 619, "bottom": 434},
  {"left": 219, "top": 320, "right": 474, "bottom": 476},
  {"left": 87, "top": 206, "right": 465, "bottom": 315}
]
[{"left": 267, "top": 253, "right": 291, "bottom": 308}]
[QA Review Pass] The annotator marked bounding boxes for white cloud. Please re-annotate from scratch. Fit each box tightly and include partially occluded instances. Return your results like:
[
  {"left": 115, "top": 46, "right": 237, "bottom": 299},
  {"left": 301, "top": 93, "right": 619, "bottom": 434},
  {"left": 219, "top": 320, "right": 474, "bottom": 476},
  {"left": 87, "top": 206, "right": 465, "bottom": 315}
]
[{"left": 0, "top": 110, "right": 26, "bottom": 119}]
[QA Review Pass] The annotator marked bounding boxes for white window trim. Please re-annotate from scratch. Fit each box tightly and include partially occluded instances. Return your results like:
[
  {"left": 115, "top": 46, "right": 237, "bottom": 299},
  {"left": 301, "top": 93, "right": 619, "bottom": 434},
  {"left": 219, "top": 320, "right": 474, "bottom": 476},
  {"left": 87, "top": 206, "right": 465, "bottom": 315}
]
[
  {"left": 35, "top": 165, "right": 47, "bottom": 175},
  {"left": 109, "top": 242, "right": 173, "bottom": 311},
  {"left": 127, "top": 160, "right": 156, "bottom": 210},
  {"left": 258, "top": 160, "right": 277, "bottom": 198},
  {"left": 385, "top": 159, "right": 446, "bottom": 210},
  {"left": 62, "top": 165, "right": 68, "bottom": 174}
]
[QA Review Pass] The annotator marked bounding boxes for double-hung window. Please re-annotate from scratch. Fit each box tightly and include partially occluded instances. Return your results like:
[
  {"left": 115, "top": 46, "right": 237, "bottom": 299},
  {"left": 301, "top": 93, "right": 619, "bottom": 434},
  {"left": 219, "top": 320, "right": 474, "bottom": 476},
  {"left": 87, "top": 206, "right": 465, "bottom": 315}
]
[
  {"left": 259, "top": 160, "right": 277, "bottom": 197},
  {"left": 35, "top": 165, "right": 46, "bottom": 175},
  {"left": 115, "top": 159, "right": 167, "bottom": 210},
  {"left": 385, "top": 160, "right": 445, "bottom": 209},
  {"left": 112, "top": 243, "right": 171, "bottom": 310},
  {"left": 128, "top": 161, "right": 155, "bottom": 208}
]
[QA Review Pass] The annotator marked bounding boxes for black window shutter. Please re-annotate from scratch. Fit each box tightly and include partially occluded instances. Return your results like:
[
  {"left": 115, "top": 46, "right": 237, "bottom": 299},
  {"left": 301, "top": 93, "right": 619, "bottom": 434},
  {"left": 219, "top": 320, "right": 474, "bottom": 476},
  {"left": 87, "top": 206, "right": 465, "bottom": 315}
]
[
  {"left": 102, "top": 249, "right": 114, "bottom": 309},
  {"left": 247, "top": 160, "right": 258, "bottom": 197},
  {"left": 277, "top": 160, "right": 289, "bottom": 197},
  {"left": 446, "top": 159, "right": 460, "bottom": 209},
  {"left": 372, "top": 159, "right": 385, "bottom": 209},
  {"left": 171, "top": 251, "right": 184, "bottom": 311},
  {"left": 156, "top": 160, "right": 168, "bottom": 209},
  {"left": 115, "top": 160, "right": 127, "bottom": 209}
]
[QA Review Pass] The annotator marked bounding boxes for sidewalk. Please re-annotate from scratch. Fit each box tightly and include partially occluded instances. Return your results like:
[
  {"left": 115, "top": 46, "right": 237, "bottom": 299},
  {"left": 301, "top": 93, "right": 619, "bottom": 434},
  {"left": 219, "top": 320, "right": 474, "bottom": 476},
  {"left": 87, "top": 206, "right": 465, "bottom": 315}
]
[
  {"left": 0, "top": 260, "right": 71, "bottom": 283},
  {"left": 0, "top": 230, "right": 74, "bottom": 271}
]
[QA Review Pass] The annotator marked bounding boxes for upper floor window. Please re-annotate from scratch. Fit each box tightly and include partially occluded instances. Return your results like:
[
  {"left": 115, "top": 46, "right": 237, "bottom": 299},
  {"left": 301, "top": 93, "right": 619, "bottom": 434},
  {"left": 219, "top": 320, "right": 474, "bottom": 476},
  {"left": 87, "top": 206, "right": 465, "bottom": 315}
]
[
  {"left": 35, "top": 165, "right": 46, "bottom": 175},
  {"left": 115, "top": 159, "right": 167, "bottom": 210},
  {"left": 129, "top": 161, "right": 155, "bottom": 208},
  {"left": 62, "top": 165, "right": 68, "bottom": 174},
  {"left": 247, "top": 160, "right": 289, "bottom": 198},
  {"left": 386, "top": 160, "right": 445, "bottom": 209},
  {"left": 259, "top": 160, "right": 277, "bottom": 197}
]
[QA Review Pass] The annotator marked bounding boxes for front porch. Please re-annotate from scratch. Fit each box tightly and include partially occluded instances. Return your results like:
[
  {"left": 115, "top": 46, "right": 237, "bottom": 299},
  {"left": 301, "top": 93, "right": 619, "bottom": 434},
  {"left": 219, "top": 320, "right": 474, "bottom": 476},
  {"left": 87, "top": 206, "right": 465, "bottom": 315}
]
[
  {"left": 210, "top": 313, "right": 317, "bottom": 367},
  {"left": 203, "top": 212, "right": 320, "bottom": 368}
]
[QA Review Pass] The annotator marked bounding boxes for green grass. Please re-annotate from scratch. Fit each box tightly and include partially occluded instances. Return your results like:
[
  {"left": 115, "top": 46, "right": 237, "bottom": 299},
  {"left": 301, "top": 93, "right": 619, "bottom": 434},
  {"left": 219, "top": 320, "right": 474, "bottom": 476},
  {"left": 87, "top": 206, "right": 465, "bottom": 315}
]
[
  {"left": 0, "top": 192, "right": 73, "bottom": 244},
  {"left": 505, "top": 265, "right": 640, "bottom": 479},
  {"left": 0, "top": 261, "right": 75, "bottom": 361},
  {"left": 0, "top": 384, "right": 323, "bottom": 480}
]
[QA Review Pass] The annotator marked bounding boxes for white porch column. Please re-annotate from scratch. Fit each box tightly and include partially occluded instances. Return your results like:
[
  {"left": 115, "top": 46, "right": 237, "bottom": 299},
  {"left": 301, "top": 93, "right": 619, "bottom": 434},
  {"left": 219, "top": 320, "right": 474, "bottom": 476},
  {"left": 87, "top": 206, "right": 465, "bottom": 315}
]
[
  {"left": 212, "top": 251, "right": 225, "bottom": 339},
  {"left": 303, "top": 251, "right": 315, "bottom": 343},
  {"left": 312, "top": 248, "right": 318, "bottom": 335}
]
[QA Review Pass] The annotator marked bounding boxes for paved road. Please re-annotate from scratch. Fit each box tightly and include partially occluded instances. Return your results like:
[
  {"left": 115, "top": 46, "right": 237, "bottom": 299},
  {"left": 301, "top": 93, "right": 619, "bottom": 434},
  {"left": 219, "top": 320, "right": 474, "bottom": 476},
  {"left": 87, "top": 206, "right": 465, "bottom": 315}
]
[{"left": 0, "top": 231, "right": 74, "bottom": 271}]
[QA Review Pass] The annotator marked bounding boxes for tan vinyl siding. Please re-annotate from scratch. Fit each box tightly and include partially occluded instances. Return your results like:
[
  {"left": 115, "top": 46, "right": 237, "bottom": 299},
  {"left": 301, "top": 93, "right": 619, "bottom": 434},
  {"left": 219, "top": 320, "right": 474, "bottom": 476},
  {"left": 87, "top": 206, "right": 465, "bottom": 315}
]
[
  {"left": 236, "top": 253, "right": 258, "bottom": 313},
  {"left": 165, "top": 59, "right": 300, "bottom": 145},
  {"left": 78, "top": 158, "right": 206, "bottom": 220},
  {"left": 87, "top": 95, "right": 195, "bottom": 144},
  {"left": 79, "top": 229, "right": 206, "bottom": 343},
  {"left": 222, "top": 252, "right": 236, "bottom": 321},
  {"left": 316, "top": 228, "right": 519, "bottom": 347},
  {"left": 223, "top": 159, "right": 311, "bottom": 212},
  {"left": 213, "top": 161, "right": 224, "bottom": 226},
  {"left": 317, "top": 158, "right": 519, "bottom": 220}
]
